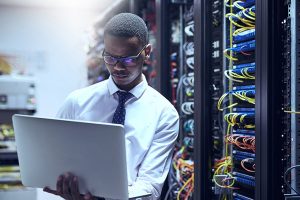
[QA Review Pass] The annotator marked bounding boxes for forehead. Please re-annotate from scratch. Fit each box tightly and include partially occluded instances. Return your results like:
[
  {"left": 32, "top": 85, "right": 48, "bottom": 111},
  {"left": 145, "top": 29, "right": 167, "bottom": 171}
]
[{"left": 104, "top": 34, "right": 142, "bottom": 57}]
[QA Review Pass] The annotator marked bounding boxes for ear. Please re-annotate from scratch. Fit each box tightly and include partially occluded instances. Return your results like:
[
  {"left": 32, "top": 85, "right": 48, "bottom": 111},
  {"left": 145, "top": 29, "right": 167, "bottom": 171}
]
[{"left": 144, "top": 44, "right": 152, "bottom": 59}]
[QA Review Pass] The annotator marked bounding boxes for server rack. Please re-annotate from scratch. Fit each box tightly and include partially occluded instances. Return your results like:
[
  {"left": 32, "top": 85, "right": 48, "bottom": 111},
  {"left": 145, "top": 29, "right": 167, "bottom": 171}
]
[
  {"left": 155, "top": 0, "right": 195, "bottom": 199},
  {"left": 193, "top": 0, "right": 299, "bottom": 200},
  {"left": 275, "top": 0, "right": 300, "bottom": 199},
  {"left": 129, "top": 0, "right": 300, "bottom": 199}
]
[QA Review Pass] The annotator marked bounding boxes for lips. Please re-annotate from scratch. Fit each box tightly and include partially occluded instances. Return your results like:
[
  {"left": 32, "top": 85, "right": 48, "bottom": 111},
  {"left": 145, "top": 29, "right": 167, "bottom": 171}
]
[
  {"left": 113, "top": 73, "right": 127, "bottom": 77},
  {"left": 113, "top": 74, "right": 127, "bottom": 77},
  {"left": 112, "top": 73, "right": 129, "bottom": 80}
]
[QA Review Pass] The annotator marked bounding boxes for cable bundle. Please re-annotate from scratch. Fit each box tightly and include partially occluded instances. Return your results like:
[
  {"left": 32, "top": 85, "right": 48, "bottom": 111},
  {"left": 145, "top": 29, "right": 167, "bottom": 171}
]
[
  {"left": 224, "top": 66, "right": 255, "bottom": 82},
  {"left": 231, "top": 0, "right": 255, "bottom": 11},
  {"left": 224, "top": 40, "right": 255, "bottom": 61},
  {"left": 182, "top": 73, "right": 194, "bottom": 87},
  {"left": 181, "top": 102, "right": 194, "bottom": 115},
  {"left": 225, "top": 134, "right": 255, "bottom": 152},
  {"left": 183, "top": 42, "right": 194, "bottom": 56},
  {"left": 240, "top": 158, "right": 255, "bottom": 173},
  {"left": 167, "top": 137, "right": 194, "bottom": 200},
  {"left": 215, "top": 1, "right": 256, "bottom": 199},
  {"left": 223, "top": 3, "right": 256, "bottom": 61},
  {"left": 224, "top": 4, "right": 255, "bottom": 36},
  {"left": 224, "top": 112, "right": 255, "bottom": 129},
  {"left": 183, "top": 119, "right": 194, "bottom": 136},
  {"left": 213, "top": 156, "right": 236, "bottom": 189},
  {"left": 217, "top": 90, "right": 255, "bottom": 111}
]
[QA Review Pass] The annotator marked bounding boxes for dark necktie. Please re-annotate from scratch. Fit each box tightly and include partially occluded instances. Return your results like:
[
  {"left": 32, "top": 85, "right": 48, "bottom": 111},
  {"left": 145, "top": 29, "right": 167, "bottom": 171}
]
[{"left": 112, "top": 91, "right": 133, "bottom": 125}]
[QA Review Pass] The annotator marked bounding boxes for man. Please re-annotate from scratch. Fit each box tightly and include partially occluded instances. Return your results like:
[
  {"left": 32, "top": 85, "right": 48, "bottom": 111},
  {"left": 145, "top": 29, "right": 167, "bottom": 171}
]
[{"left": 44, "top": 13, "right": 179, "bottom": 200}]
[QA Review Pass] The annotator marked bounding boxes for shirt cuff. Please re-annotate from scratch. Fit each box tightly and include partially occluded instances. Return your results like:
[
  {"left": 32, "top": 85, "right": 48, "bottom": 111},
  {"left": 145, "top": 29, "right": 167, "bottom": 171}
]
[{"left": 128, "top": 180, "right": 159, "bottom": 200}]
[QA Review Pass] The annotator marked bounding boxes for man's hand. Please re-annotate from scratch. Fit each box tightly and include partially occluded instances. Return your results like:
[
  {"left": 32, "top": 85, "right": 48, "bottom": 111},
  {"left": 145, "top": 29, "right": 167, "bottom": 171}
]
[{"left": 43, "top": 172, "right": 97, "bottom": 200}]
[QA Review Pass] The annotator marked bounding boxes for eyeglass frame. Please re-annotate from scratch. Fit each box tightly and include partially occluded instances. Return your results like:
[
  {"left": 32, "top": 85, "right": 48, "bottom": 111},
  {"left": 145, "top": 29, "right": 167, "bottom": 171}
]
[{"left": 102, "top": 45, "right": 148, "bottom": 67}]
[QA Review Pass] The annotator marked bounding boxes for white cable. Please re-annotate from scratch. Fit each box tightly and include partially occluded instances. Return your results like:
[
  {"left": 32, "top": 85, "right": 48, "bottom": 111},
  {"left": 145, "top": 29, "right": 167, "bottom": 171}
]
[
  {"left": 183, "top": 74, "right": 194, "bottom": 87},
  {"left": 181, "top": 102, "right": 194, "bottom": 115},
  {"left": 186, "top": 56, "right": 194, "bottom": 70},
  {"left": 184, "top": 21, "right": 194, "bottom": 36},
  {"left": 183, "top": 42, "right": 194, "bottom": 56},
  {"left": 185, "top": 87, "right": 194, "bottom": 97}
]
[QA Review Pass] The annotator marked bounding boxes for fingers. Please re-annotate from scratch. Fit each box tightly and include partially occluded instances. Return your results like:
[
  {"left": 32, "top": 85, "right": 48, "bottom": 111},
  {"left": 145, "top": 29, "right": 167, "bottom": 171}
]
[
  {"left": 63, "top": 173, "right": 72, "bottom": 194},
  {"left": 56, "top": 175, "right": 63, "bottom": 194},
  {"left": 45, "top": 173, "right": 84, "bottom": 200},
  {"left": 70, "top": 176, "right": 81, "bottom": 199},
  {"left": 43, "top": 186, "right": 59, "bottom": 195}
]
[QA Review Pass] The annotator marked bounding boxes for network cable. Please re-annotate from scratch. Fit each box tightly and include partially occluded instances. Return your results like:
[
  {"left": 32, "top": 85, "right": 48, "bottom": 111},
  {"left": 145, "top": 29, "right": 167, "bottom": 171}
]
[
  {"left": 284, "top": 165, "right": 300, "bottom": 196},
  {"left": 181, "top": 102, "right": 194, "bottom": 115},
  {"left": 217, "top": 89, "right": 255, "bottom": 111},
  {"left": 213, "top": 156, "right": 236, "bottom": 189},
  {"left": 169, "top": 137, "right": 194, "bottom": 200},
  {"left": 225, "top": 134, "right": 255, "bottom": 152},
  {"left": 224, "top": 112, "right": 255, "bottom": 129},
  {"left": 224, "top": 40, "right": 255, "bottom": 61},
  {"left": 224, "top": 67, "right": 255, "bottom": 82}
]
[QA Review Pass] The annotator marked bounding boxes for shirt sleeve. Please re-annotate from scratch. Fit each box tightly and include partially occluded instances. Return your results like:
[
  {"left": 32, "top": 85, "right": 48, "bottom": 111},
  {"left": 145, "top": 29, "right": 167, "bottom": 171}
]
[
  {"left": 56, "top": 91, "right": 77, "bottom": 119},
  {"left": 128, "top": 106, "right": 179, "bottom": 200}
]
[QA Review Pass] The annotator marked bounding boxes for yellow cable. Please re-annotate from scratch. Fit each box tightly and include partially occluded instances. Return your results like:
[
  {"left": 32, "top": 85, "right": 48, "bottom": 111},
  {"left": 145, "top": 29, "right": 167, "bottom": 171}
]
[
  {"left": 233, "top": 1, "right": 245, "bottom": 10},
  {"left": 224, "top": 70, "right": 244, "bottom": 82},
  {"left": 242, "top": 9, "right": 255, "bottom": 20},
  {"left": 233, "top": 27, "right": 253, "bottom": 36},
  {"left": 284, "top": 110, "right": 300, "bottom": 114},
  {"left": 224, "top": 48, "right": 238, "bottom": 61},
  {"left": 225, "top": 0, "right": 233, "bottom": 7},
  {"left": 177, "top": 174, "right": 194, "bottom": 200}
]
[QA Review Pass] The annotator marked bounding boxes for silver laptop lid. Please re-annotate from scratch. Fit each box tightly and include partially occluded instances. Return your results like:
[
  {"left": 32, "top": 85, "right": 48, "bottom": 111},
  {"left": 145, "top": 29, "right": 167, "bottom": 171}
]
[{"left": 12, "top": 114, "right": 128, "bottom": 200}]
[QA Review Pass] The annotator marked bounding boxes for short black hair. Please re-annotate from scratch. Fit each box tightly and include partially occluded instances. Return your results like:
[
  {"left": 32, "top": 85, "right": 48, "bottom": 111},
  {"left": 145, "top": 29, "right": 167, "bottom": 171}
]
[{"left": 104, "top": 13, "right": 149, "bottom": 46}]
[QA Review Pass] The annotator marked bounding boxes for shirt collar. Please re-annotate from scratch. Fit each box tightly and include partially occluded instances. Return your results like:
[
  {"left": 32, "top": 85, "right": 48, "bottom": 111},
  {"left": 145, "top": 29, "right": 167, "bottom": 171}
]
[{"left": 107, "top": 74, "right": 148, "bottom": 99}]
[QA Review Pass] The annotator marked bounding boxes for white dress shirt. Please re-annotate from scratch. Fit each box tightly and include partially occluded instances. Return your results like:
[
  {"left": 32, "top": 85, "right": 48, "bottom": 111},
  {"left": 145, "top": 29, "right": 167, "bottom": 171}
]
[{"left": 56, "top": 75, "right": 179, "bottom": 199}]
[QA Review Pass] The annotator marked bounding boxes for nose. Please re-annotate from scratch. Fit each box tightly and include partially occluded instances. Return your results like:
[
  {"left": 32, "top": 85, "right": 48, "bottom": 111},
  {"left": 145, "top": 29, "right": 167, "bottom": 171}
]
[{"left": 114, "top": 61, "right": 125, "bottom": 71}]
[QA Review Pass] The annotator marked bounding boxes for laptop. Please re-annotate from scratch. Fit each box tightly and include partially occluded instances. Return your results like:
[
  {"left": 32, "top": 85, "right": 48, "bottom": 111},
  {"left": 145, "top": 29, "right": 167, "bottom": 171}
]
[{"left": 12, "top": 114, "right": 151, "bottom": 200}]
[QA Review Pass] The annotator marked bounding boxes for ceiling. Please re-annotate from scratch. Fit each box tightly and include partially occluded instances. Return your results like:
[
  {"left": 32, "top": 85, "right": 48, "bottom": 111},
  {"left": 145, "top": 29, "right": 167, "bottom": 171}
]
[
  {"left": 0, "top": 0, "right": 128, "bottom": 26},
  {"left": 0, "top": 0, "right": 115, "bottom": 11}
]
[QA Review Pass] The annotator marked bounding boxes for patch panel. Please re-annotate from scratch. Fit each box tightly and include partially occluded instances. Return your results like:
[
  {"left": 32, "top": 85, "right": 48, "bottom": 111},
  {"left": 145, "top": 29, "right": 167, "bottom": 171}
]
[
  {"left": 233, "top": 62, "right": 255, "bottom": 69},
  {"left": 213, "top": 0, "right": 256, "bottom": 198},
  {"left": 233, "top": 129, "right": 255, "bottom": 136},
  {"left": 230, "top": 66, "right": 255, "bottom": 75},
  {"left": 232, "top": 172, "right": 255, "bottom": 181},
  {"left": 231, "top": 89, "right": 255, "bottom": 96},
  {"left": 225, "top": 112, "right": 255, "bottom": 118},
  {"left": 231, "top": 40, "right": 255, "bottom": 52},
  {"left": 232, "top": 62, "right": 255, "bottom": 69},
  {"left": 234, "top": 177, "right": 255, "bottom": 187},
  {"left": 233, "top": 150, "right": 255, "bottom": 158},
  {"left": 212, "top": 0, "right": 221, "bottom": 9},
  {"left": 233, "top": 192, "right": 254, "bottom": 200},
  {"left": 233, "top": 53, "right": 255, "bottom": 65},
  {"left": 233, "top": 108, "right": 255, "bottom": 112},
  {"left": 233, "top": 29, "right": 255, "bottom": 44},
  {"left": 233, "top": 85, "right": 255, "bottom": 91},
  {"left": 233, "top": 155, "right": 252, "bottom": 162}
]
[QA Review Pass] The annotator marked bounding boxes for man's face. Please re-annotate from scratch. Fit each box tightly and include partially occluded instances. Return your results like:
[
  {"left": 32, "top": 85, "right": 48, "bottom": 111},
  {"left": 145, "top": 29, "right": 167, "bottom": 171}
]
[{"left": 103, "top": 34, "right": 150, "bottom": 91}]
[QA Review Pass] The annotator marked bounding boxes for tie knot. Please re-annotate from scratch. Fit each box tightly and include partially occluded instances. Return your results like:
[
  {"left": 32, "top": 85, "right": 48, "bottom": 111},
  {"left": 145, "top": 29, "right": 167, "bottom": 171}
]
[{"left": 116, "top": 91, "right": 133, "bottom": 104}]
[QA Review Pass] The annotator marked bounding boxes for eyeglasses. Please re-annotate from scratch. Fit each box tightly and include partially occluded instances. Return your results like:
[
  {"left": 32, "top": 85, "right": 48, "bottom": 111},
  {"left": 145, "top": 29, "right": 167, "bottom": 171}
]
[{"left": 102, "top": 45, "right": 147, "bottom": 67}]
